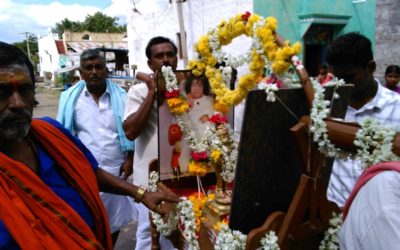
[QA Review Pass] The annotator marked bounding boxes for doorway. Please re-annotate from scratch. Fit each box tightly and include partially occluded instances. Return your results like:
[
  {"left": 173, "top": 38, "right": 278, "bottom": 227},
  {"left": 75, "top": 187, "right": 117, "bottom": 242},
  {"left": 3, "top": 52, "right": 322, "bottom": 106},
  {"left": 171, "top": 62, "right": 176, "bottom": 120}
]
[{"left": 303, "top": 24, "right": 334, "bottom": 77}]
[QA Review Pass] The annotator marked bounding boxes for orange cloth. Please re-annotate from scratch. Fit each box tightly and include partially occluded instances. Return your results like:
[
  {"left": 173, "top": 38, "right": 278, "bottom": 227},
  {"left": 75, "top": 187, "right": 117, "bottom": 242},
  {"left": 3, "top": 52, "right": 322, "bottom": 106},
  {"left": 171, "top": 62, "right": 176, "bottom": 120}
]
[{"left": 0, "top": 119, "right": 112, "bottom": 249}]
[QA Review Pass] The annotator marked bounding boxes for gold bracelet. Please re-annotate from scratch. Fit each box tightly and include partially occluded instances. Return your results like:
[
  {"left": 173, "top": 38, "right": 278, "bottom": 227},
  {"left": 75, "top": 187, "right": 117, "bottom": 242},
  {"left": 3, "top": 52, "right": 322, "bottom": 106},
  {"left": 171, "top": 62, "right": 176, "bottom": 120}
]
[{"left": 134, "top": 185, "right": 147, "bottom": 202}]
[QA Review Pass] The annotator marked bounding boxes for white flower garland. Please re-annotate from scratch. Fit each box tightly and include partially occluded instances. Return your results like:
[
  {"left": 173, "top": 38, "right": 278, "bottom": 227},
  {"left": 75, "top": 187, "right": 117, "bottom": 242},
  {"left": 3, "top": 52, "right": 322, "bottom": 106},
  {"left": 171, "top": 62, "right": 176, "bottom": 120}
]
[
  {"left": 149, "top": 171, "right": 200, "bottom": 249},
  {"left": 354, "top": 117, "right": 400, "bottom": 169},
  {"left": 207, "top": 16, "right": 271, "bottom": 87},
  {"left": 176, "top": 198, "right": 200, "bottom": 250},
  {"left": 205, "top": 123, "right": 239, "bottom": 183},
  {"left": 258, "top": 82, "right": 279, "bottom": 102},
  {"left": 162, "top": 66, "right": 179, "bottom": 93},
  {"left": 319, "top": 212, "right": 342, "bottom": 250},
  {"left": 260, "top": 231, "right": 280, "bottom": 250},
  {"left": 309, "top": 78, "right": 350, "bottom": 158},
  {"left": 148, "top": 172, "right": 177, "bottom": 236},
  {"left": 215, "top": 224, "right": 247, "bottom": 250},
  {"left": 150, "top": 171, "right": 280, "bottom": 250}
]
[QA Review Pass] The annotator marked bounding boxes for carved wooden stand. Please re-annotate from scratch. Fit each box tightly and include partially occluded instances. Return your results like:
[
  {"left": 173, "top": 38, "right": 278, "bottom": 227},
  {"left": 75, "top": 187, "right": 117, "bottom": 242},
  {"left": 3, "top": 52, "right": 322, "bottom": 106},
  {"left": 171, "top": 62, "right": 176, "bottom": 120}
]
[{"left": 246, "top": 116, "right": 400, "bottom": 250}]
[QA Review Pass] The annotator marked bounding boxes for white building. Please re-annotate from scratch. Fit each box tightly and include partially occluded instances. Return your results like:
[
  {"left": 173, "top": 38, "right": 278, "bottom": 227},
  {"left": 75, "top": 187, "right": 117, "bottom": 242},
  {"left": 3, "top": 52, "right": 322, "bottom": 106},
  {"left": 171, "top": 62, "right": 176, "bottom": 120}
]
[
  {"left": 126, "top": 0, "right": 253, "bottom": 73},
  {"left": 38, "top": 31, "right": 129, "bottom": 80},
  {"left": 38, "top": 33, "right": 68, "bottom": 79}
]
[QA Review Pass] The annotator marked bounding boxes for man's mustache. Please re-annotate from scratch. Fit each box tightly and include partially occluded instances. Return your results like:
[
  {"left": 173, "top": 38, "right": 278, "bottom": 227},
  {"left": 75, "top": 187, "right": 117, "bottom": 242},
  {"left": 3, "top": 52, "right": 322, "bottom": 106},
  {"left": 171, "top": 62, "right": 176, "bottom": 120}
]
[{"left": 0, "top": 110, "right": 32, "bottom": 124}]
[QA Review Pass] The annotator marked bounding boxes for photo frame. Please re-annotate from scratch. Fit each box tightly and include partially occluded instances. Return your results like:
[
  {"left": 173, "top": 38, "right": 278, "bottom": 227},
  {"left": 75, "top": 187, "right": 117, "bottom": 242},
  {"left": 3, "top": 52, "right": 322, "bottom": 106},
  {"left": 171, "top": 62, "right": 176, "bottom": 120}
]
[{"left": 157, "top": 70, "right": 225, "bottom": 182}]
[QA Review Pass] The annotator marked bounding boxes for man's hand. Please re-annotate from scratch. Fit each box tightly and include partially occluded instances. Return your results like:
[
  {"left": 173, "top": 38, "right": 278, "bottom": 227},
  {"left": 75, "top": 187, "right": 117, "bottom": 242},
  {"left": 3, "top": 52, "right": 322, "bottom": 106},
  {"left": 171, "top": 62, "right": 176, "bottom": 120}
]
[
  {"left": 136, "top": 71, "right": 157, "bottom": 93},
  {"left": 141, "top": 190, "right": 180, "bottom": 215},
  {"left": 119, "top": 160, "right": 133, "bottom": 180},
  {"left": 119, "top": 151, "right": 134, "bottom": 180}
]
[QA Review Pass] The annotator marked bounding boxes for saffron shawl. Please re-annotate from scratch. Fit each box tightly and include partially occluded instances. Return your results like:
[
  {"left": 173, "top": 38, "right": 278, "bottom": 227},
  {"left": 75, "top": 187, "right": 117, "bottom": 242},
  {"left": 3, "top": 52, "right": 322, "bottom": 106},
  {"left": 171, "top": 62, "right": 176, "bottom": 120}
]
[
  {"left": 0, "top": 119, "right": 112, "bottom": 249},
  {"left": 343, "top": 161, "right": 400, "bottom": 220}
]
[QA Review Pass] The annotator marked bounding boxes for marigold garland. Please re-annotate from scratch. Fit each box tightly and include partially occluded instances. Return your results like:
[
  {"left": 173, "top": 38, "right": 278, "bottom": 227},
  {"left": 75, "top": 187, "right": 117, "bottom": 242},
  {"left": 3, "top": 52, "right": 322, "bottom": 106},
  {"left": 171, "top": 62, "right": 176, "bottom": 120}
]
[
  {"left": 188, "top": 12, "right": 301, "bottom": 111},
  {"left": 188, "top": 160, "right": 209, "bottom": 177}
]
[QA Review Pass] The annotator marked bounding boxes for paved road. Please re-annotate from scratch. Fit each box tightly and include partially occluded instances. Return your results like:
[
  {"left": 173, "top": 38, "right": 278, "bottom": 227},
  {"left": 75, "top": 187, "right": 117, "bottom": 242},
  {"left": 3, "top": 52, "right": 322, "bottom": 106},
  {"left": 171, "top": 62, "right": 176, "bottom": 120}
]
[{"left": 33, "top": 85, "right": 137, "bottom": 250}]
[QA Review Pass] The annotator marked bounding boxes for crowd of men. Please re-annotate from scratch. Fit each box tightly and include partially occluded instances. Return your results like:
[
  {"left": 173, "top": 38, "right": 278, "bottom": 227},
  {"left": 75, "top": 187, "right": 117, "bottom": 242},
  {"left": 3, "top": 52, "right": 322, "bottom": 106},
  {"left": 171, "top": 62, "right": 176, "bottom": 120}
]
[{"left": 1, "top": 31, "right": 400, "bottom": 250}]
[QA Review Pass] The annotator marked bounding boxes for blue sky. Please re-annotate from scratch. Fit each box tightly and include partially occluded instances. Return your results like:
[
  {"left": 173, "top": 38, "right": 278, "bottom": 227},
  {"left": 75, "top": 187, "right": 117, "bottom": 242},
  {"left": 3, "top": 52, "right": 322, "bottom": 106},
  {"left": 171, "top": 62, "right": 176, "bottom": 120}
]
[
  {"left": 0, "top": 0, "right": 126, "bottom": 43},
  {"left": 14, "top": 0, "right": 112, "bottom": 8}
]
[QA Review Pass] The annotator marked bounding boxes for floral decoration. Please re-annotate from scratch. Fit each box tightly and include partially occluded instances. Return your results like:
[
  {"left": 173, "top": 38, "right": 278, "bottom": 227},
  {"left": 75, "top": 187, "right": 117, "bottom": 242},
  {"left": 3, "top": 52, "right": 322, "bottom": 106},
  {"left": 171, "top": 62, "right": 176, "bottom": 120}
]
[
  {"left": 148, "top": 171, "right": 177, "bottom": 236},
  {"left": 161, "top": 66, "right": 239, "bottom": 182},
  {"left": 309, "top": 78, "right": 350, "bottom": 159},
  {"left": 319, "top": 212, "right": 342, "bottom": 250},
  {"left": 309, "top": 77, "right": 400, "bottom": 168},
  {"left": 354, "top": 117, "right": 400, "bottom": 168},
  {"left": 258, "top": 82, "right": 279, "bottom": 102},
  {"left": 215, "top": 224, "right": 247, "bottom": 250},
  {"left": 187, "top": 12, "right": 301, "bottom": 112},
  {"left": 260, "top": 231, "right": 280, "bottom": 250}
]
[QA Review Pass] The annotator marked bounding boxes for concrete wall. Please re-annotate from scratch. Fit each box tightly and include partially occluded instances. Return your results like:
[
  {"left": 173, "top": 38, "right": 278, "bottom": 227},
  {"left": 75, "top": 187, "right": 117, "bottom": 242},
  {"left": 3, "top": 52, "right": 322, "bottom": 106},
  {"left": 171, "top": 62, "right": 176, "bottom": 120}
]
[
  {"left": 254, "top": 0, "right": 376, "bottom": 52},
  {"left": 38, "top": 33, "right": 61, "bottom": 78},
  {"left": 375, "top": 0, "right": 400, "bottom": 80}
]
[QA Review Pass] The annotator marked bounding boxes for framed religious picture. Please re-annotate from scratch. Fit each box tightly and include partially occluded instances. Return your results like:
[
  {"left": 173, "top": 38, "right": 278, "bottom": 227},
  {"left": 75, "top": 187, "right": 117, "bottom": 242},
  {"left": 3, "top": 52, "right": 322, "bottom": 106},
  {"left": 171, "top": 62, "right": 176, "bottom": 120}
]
[
  {"left": 157, "top": 70, "right": 219, "bottom": 185},
  {"left": 229, "top": 84, "right": 353, "bottom": 234}
]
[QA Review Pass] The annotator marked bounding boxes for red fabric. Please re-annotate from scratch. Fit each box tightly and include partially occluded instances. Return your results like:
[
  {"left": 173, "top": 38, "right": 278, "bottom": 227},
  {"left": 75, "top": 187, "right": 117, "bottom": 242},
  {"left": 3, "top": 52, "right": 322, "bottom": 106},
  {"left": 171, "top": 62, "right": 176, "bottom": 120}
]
[
  {"left": 342, "top": 161, "right": 400, "bottom": 220},
  {"left": 0, "top": 119, "right": 112, "bottom": 249}
]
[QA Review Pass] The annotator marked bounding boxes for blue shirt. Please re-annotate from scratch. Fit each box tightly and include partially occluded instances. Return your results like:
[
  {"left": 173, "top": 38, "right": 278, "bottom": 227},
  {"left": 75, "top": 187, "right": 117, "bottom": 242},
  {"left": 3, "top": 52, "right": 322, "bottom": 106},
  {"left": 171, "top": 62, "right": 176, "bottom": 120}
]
[{"left": 0, "top": 117, "right": 99, "bottom": 249}]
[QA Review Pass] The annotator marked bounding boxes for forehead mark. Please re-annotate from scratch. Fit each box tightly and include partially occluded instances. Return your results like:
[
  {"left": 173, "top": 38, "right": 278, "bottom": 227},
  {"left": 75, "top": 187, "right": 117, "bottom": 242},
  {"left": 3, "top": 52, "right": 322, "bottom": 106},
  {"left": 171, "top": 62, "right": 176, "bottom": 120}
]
[{"left": 9, "top": 73, "right": 19, "bottom": 91}]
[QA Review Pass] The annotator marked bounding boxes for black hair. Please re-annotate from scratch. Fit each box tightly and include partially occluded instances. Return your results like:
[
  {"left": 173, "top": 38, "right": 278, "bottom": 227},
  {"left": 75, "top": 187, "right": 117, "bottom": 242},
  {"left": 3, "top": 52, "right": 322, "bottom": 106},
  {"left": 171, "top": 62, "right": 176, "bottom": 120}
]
[
  {"left": 321, "top": 64, "right": 328, "bottom": 70},
  {"left": 0, "top": 41, "right": 35, "bottom": 84},
  {"left": 145, "top": 36, "right": 178, "bottom": 60},
  {"left": 385, "top": 65, "right": 400, "bottom": 76},
  {"left": 80, "top": 49, "right": 105, "bottom": 65},
  {"left": 185, "top": 75, "right": 210, "bottom": 95},
  {"left": 327, "top": 32, "right": 373, "bottom": 68}
]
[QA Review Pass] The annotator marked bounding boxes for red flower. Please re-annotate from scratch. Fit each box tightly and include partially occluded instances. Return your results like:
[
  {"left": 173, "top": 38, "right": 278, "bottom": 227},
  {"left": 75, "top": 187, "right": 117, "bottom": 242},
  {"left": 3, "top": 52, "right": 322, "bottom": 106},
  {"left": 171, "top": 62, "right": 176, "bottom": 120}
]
[
  {"left": 165, "top": 89, "right": 180, "bottom": 98},
  {"left": 191, "top": 151, "right": 208, "bottom": 161},
  {"left": 241, "top": 11, "right": 251, "bottom": 21},
  {"left": 209, "top": 114, "right": 228, "bottom": 124}
]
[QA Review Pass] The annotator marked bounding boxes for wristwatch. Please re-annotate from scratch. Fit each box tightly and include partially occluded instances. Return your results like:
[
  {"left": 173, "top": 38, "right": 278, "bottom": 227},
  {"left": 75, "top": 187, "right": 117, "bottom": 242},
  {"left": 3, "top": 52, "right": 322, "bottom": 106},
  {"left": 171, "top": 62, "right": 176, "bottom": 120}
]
[{"left": 134, "top": 185, "right": 148, "bottom": 202}]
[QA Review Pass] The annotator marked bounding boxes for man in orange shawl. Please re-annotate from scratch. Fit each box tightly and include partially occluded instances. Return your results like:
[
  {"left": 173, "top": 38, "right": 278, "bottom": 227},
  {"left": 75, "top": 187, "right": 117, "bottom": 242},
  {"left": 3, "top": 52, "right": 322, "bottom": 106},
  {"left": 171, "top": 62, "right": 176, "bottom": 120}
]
[{"left": 0, "top": 42, "right": 179, "bottom": 249}]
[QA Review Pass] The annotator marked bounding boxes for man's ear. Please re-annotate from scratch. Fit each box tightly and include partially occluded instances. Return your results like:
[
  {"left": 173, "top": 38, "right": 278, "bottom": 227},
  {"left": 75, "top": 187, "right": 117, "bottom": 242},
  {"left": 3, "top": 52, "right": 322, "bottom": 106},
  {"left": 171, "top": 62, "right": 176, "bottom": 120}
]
[
  {"left": 147, "top": 60, "right": 154, "bottom": 72},
  {"left": 367, "top": 60, "right": 376, "bottom": 74}
]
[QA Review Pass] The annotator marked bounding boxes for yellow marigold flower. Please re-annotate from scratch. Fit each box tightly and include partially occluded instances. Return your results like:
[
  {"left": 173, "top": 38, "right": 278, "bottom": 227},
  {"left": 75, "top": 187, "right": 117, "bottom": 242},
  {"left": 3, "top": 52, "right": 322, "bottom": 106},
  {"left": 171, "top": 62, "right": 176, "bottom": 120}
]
[
  {"left": 166, "top": 97, "right": 182, "bottom": 107},
  {"left": 210, "top": 150, "right": 222, "bottom": 162},
  {"left": 190, "top": 12, "right": 301, "bottom": 109},
  {"left": 214, "top": 101, "right": 230, "bottom": 114},
  {"left": 188, "top": 161, "right": 208, "bottom": 176},
  {"left": 266, "top": 17, "right": 278, "bottom": 30}
]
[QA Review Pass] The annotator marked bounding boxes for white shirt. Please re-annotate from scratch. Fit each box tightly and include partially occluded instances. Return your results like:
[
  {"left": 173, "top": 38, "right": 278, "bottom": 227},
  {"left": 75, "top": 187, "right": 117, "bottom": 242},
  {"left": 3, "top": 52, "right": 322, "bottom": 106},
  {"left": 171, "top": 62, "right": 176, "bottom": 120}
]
[
  {"left": 74, "top": 87, "right": 125, "bottom": 173},
  {"left": 74, "top": 86, "right": 136, "bottom": 233},
  {"left": 124, "top": 83, "right": 158, "bottom": 186},
  {"left": 327, "top": 80, "right": 400, "bottom": 207},
  {"left": 340, "top": 171, "right": 400, "bottom": 249}
]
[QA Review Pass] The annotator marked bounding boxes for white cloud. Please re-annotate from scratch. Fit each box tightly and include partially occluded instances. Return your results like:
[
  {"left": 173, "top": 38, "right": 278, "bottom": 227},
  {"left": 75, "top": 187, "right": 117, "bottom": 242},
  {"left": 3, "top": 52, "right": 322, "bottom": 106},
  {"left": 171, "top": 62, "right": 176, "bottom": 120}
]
[{"left": 0, "top": 1, "right": 127, "bottom": 43}]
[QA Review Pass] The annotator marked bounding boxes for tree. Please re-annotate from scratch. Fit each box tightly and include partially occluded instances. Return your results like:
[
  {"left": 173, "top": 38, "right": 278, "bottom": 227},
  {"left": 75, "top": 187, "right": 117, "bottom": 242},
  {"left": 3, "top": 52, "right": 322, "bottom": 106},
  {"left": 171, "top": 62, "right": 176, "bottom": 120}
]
[
  {"left": 52, "top": 12, "right": 126, "bottom": 37},
  {"left": 52, "top": 18, "right": 85, "bottom": 38},
  {"left": 13, "top": 36, "right": 39, "bottom": 72},
  {"left": 83, "top": 12, "right": 126, "bottom": 33}
]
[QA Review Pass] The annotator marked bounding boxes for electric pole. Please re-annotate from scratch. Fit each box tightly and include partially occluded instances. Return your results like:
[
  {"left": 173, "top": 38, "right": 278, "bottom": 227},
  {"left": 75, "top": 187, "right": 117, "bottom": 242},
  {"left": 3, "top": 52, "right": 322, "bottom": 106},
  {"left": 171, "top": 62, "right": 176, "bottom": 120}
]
[
  {"left": 19, "top": 32, "right": 31, "bottom": 61},
  {"left": 176, "top": 0, "right": 188, "bottom": 67}
]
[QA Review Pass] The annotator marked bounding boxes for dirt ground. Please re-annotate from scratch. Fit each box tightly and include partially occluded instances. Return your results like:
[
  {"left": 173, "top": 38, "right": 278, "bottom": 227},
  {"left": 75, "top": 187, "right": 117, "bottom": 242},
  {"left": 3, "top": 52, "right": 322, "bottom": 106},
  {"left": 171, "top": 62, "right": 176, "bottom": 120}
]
[{"left": 33, "top": 85, "right": 137, "bottom": 250}]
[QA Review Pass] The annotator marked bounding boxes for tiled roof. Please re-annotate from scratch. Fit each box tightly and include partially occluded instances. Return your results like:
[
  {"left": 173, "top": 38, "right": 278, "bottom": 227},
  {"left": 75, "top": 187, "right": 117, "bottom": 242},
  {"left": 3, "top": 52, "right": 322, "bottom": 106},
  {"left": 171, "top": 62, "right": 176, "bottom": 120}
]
[
  {"left": 66, "top": 42, "right": 128, "bottom": 53},
  {"left": 55, "top": 40, "right": 66, "bottom": 54}
]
